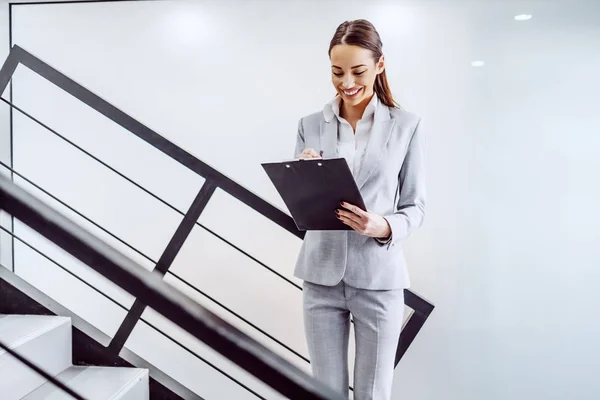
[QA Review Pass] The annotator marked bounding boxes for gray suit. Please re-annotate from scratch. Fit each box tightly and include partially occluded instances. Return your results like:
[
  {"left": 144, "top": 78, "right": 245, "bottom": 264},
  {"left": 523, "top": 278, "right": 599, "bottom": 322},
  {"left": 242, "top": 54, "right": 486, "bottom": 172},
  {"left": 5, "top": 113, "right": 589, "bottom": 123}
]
[
  {"left": 294, "top": 101, "right": 426, "bottom": 290},
  {"left": 294, "top": 99, "right": 426, "bottom": 400}
]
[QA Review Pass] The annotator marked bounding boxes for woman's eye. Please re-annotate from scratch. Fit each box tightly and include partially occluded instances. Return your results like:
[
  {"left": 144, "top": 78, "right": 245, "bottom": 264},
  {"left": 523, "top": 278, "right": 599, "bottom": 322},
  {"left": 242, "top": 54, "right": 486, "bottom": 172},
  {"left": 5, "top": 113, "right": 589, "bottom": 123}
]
[{"left": 333, "top": 70, "right": 365, "bottom": 77}]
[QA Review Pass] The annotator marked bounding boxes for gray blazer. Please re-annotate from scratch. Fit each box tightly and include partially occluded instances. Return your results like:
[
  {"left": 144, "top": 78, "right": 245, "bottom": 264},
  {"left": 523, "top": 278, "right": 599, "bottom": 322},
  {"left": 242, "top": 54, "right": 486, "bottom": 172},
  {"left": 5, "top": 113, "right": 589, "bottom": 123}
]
[{"left": 293, "top": 100, "right": 426, "bottom": 290}]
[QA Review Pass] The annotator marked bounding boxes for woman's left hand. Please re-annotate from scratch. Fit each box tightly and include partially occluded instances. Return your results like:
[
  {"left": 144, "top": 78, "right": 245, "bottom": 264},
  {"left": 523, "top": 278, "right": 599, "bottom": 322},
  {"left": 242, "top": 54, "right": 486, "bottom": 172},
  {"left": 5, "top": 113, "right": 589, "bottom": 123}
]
[{"left": 336, "top": 202, "right": 391, "bottom": 239}]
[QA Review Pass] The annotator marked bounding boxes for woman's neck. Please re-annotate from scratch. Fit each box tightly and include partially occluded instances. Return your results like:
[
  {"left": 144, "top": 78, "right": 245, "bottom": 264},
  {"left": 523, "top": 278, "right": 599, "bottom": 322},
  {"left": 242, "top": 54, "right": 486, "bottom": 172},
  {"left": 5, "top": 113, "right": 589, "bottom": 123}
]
[{"left": 340, "top": 93, "right": 374, "bottom": 123}]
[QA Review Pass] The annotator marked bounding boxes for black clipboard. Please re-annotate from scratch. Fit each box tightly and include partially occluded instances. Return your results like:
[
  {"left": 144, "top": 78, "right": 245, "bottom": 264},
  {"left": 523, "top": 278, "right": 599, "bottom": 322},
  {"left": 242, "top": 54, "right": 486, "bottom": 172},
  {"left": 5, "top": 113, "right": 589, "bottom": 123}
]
[{"left": 262, "top": 158, "right": 366, "bottom": 231}]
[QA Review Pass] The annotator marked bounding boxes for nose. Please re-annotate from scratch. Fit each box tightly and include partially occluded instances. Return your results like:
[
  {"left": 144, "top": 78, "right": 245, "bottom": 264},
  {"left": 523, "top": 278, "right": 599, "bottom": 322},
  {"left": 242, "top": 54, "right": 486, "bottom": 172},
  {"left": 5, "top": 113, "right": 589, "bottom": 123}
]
[{"left": 341, "top": 77, "right": 355, "bottom": 89}]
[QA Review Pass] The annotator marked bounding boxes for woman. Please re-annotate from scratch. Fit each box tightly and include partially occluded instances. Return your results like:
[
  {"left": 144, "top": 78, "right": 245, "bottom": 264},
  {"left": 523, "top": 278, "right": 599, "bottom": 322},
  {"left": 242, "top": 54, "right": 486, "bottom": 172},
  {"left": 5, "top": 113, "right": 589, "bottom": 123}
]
[{"left": 294, "top": 19, "right": 426, "bottom": 400}]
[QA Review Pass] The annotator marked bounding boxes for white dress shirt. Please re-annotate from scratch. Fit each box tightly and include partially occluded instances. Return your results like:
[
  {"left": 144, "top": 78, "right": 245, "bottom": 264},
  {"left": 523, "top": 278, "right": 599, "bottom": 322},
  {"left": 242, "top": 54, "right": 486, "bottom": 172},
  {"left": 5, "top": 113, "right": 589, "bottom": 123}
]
[
  {"left": 322, "top": 94, "right": 391, "bottom": 243},
  {"left": 323, "top": 94, "right": 379, "bottom": 177}
]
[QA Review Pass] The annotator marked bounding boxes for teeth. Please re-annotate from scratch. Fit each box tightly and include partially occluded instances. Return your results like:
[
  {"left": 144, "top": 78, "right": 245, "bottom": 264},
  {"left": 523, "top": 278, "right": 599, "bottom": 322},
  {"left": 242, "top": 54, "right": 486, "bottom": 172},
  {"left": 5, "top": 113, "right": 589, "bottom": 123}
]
[{"left": 343, "top": 88, "right": 360, "bottom": 96}]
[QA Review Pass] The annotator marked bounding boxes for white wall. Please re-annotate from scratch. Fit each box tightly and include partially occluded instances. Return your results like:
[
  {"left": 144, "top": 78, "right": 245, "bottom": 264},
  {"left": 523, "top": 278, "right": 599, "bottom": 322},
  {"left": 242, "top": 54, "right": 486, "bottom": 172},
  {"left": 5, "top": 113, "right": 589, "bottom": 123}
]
[{"left": 2, "top": 0, "right": 600, "bottom": 399}]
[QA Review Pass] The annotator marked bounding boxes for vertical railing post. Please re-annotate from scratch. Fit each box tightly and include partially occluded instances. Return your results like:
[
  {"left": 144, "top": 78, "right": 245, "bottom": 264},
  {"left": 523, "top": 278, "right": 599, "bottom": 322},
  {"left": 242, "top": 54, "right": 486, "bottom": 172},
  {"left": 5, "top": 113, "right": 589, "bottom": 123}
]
[
  {"left": 108, "top": 180, "right": 217, "bottom": 354},
  {"left": 0, "top": 45, "right": 19, "bottom": 274}
]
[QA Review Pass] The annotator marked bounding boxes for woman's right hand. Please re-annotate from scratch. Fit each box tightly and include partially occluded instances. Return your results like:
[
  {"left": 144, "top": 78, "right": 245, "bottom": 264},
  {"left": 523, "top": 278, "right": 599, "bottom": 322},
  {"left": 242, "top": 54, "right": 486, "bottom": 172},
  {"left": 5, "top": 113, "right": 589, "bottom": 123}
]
[{"left": 296, "top": 148, "right": 322, "bottom": 159}]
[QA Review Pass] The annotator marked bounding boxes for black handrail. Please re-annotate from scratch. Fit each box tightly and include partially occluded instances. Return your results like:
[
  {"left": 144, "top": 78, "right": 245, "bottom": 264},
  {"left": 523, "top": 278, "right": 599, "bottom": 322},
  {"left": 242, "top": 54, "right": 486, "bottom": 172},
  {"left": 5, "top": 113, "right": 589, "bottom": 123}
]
[{"left": 0, "top": 174, "right": 345, "bottom": 400}]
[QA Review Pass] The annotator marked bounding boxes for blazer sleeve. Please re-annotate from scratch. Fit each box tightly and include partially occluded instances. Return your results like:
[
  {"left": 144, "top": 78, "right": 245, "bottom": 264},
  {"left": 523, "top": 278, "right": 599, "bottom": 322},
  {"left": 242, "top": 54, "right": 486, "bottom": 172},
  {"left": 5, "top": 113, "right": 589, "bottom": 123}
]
[
  {"left": 294, "top": 118, "right": 305, "bottom": 157},
  {"left": 379, "top": 118, "right": 426, "bottom": 248}
]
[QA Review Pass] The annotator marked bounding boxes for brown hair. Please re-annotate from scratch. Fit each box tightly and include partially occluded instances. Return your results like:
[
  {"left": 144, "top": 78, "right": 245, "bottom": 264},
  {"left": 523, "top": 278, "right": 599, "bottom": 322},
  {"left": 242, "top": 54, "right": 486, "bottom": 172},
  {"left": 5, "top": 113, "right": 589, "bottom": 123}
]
[{"left": 328, "top": 19, "right": 398, "bottom": 108}]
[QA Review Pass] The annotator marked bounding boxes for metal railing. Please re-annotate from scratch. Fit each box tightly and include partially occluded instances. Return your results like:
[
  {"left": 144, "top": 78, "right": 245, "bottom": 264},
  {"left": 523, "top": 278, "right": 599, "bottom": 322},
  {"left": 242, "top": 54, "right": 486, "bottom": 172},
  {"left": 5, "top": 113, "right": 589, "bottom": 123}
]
[
  {"left": 0, "top": 173, "right": 345, "bottom": 399},
  {"left": 0, "top": 44, "right": 434, "bottom": 398}
]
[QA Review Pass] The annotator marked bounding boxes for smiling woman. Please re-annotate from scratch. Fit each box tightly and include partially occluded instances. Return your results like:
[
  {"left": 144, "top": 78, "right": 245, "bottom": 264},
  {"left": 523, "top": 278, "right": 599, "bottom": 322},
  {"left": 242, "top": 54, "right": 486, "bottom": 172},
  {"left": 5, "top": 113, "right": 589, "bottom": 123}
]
[{"left": 293, "top": 18, "right": 426, "bottom": 400}]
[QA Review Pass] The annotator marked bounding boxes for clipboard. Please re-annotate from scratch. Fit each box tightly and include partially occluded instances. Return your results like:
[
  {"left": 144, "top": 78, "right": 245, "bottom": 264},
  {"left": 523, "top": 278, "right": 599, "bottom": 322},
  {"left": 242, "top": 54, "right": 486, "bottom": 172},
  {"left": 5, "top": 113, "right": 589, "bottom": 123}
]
[{"left": 262, "top": 158, "right": 367, "bottom": 231}]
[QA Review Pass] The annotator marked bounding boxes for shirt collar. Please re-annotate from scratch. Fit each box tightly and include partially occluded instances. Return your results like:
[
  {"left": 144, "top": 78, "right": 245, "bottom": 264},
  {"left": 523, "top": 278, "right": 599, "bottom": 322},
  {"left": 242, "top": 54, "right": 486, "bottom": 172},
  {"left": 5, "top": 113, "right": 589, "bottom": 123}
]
[{"left": 323, "top": 94, "right": 379, "bottom": 123}]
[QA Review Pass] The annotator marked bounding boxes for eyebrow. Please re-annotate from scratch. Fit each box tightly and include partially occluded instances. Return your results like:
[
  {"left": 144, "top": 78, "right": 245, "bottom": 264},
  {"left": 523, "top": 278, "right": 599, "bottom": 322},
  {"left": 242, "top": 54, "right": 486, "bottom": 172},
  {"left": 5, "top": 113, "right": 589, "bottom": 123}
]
[{"left": 332, "top": 64, "right": 367, "bottom": 69}]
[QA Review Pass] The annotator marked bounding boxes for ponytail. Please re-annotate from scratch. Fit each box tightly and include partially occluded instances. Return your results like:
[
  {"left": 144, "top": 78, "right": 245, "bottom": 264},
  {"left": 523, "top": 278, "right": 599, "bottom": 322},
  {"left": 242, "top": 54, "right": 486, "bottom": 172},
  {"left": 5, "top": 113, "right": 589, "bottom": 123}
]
[{"left": 374, "top": 70, "right": 399, "bottom": 108}]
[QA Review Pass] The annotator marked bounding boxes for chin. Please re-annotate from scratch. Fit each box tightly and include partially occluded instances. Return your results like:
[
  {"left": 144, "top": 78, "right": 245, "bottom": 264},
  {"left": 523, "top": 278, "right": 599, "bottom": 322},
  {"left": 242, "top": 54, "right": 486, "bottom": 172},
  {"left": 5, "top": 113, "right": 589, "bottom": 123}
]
[{"left": 345, "top": 96, "right": 365, "bottom": 107}]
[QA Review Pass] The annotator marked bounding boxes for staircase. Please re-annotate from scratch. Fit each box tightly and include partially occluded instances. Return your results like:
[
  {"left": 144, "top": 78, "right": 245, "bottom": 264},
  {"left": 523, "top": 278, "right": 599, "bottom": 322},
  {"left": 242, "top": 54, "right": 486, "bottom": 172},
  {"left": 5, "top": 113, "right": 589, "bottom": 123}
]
[{"left": 0, "top": 314, "right": 149, "bottom": 400}]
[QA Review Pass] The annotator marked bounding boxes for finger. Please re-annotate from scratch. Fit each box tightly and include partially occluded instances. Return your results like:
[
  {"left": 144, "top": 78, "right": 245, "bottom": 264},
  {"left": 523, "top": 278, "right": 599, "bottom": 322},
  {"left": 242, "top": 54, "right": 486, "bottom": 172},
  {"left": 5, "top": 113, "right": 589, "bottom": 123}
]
[
  {"left": 336, "top": 209, "right": 362, "bottom": 225},
  {"left": 305, "top": 149, "right": 322, "bottom": 158},
  {"left": 340, "top": 202, "right": 366, "bottom": 218},
  {"left": 297, "top": 151, "right": 321, "bottom": 159},
  {"left": 337, "top": 214, "right": 364, "bottom": 233}
]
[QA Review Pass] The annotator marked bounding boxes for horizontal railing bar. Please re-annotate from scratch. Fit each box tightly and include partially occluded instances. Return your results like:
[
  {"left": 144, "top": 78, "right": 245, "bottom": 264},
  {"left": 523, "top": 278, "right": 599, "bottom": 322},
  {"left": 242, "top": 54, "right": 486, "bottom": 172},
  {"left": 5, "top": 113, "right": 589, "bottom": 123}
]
[
  {"left": 0, "top": 160, "right": 158, "bottom": 266},
  {"left": 168, "top": 271, "right": 309, "bottom": 363},
  {"left": 12, "top": 44, "right": 302, "bottom": 238},
  {"left": 0, "top": 96, "right": 184, "bottom": 217},
  {"left": 0, "top": 224, "right": 130, "bottom": 312},
  {"left": 197, "top": 224, "right": 302, "bottom": 291}
]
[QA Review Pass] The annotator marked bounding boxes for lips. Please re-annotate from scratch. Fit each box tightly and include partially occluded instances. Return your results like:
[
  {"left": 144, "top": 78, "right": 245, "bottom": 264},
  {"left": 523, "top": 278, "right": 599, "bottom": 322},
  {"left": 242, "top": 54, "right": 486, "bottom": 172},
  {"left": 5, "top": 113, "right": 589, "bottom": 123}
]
[{"left": 341, "top": 87, "right": 363, "bottom": 98}]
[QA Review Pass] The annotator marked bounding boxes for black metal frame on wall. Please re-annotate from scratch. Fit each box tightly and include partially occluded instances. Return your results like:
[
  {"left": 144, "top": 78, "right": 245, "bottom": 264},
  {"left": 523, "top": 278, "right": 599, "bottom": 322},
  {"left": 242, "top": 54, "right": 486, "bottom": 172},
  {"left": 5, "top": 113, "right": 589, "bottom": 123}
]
[{"left": 4, "top": 0, "right": 435, "bottom": 394}]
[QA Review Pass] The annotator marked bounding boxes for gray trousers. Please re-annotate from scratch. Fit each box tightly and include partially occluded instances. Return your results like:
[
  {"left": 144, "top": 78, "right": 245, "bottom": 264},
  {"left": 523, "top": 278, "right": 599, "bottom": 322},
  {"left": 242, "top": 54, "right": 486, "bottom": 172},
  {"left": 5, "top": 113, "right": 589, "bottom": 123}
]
[{"left": 303, "top": 280, "right": 404, "bottom": 400}]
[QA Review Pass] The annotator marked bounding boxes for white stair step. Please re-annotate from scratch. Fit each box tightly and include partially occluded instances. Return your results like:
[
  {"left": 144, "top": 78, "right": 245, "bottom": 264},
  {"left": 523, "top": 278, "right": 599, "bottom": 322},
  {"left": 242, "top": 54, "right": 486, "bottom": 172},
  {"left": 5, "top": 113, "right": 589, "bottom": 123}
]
[
  {"left": 0, "top": 314, "right": 71, "bottom": 400},
  {"left": 22, "top": 366, "right": 149, "bottom": 400}
]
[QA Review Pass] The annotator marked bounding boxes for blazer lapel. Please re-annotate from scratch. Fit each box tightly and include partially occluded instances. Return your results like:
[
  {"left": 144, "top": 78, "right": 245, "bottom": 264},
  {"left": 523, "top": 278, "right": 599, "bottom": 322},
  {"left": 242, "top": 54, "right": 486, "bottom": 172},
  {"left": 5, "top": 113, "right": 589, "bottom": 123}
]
[
  {"left": 355, "top": 104, "right": 396, "bottom": 189},
  {"left": 319, "top": 119, "right": 338, "bottom": 159}
]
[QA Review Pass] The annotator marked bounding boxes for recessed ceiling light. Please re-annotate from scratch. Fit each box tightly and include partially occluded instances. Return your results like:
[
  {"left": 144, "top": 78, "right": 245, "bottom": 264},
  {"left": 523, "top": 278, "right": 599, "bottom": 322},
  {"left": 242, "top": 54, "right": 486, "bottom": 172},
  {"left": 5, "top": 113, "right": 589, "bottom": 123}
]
[
  {"left": 471, "top": 61, "right": 485, "bottom": 67},
  {"left": 514, "top": 14, "right": 533, "bottom": 21}
]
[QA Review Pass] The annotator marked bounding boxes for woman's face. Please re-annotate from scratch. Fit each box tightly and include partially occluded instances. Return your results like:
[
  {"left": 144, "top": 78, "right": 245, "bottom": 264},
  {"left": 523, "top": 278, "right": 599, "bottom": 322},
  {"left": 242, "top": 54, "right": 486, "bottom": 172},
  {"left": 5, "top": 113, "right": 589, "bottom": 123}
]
[{"left": 330, "top": 44, "right": 385, "bottom": 107}]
